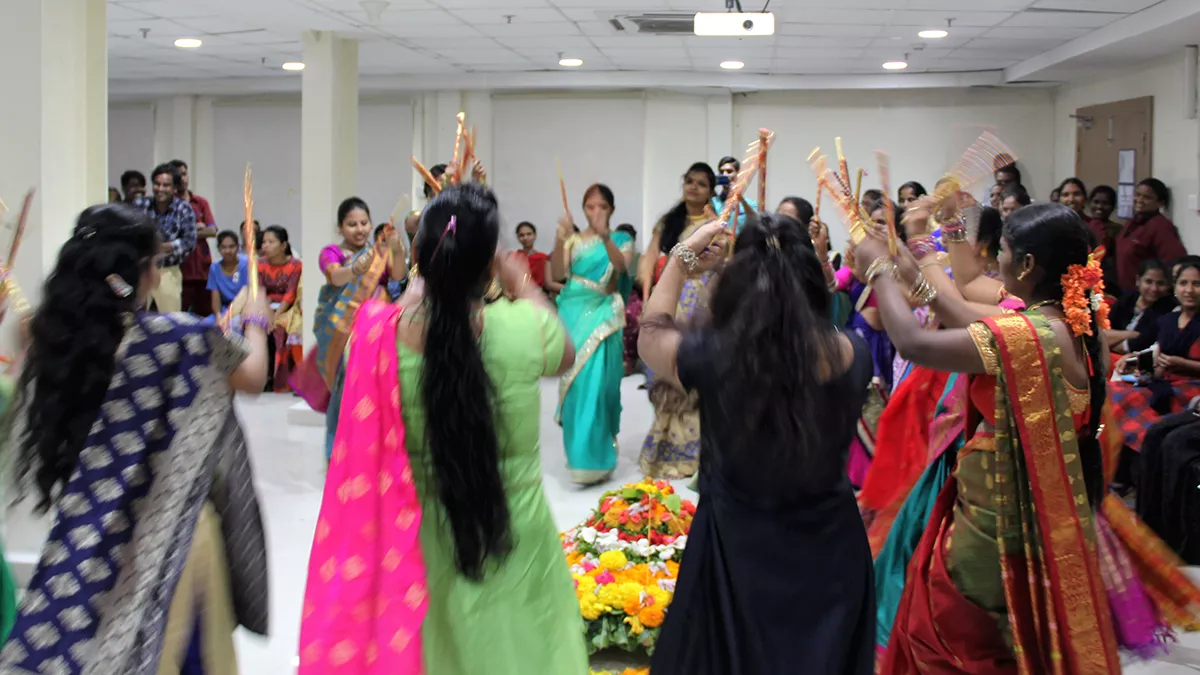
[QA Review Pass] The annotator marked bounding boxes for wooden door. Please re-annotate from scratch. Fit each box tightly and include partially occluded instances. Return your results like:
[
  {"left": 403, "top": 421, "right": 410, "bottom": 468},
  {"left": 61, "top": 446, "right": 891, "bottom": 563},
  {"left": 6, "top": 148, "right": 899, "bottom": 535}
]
[{"left": 1074, "top": 96, "right": 1153, "bottom": 218}]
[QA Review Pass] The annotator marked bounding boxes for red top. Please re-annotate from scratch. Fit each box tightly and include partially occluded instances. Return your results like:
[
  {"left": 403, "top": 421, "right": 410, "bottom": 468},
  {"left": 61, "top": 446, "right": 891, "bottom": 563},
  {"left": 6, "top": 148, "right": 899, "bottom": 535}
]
[
  {"left": 1116, "top": 212, "right": 1187, "bottom": 292},
  {"left": 514, "top": 250, "right": 548, "bottom": 287},
  {"left": 181, "top": 192, "right": 214, "bottom": 281}
]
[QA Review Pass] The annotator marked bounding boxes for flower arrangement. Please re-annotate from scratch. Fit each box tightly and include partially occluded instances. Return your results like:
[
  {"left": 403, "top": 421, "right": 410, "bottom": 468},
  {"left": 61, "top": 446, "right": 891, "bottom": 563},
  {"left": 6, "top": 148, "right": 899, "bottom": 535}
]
[
  {"left": 1061, "top": 247, "right": 1110, "bottom": 337},
  {"left": 563, "top": 480, "right": 696, "bottom": 655},
  {"left": 590, "top": 669, "right": 650, "bottom": 675}
]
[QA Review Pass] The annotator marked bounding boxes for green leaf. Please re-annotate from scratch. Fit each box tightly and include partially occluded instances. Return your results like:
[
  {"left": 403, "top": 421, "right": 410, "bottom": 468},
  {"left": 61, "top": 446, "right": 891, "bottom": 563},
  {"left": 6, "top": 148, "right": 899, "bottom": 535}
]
[
  {"left": 622, "top": 487, "right": 640, "bottom": 500},
  {"left": 664, "top": 493, "right": 682, "bottom": 515}
]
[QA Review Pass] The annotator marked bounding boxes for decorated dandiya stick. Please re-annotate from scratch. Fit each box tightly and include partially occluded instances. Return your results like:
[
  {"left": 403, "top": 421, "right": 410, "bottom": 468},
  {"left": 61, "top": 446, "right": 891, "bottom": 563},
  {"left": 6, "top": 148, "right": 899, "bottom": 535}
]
[
  {"left": 7, "top": 189, "right": 33, "bottom": 264},
  {"left": 243, "top": 164, "right": 258, "bottom": 297},
  {"left": 556, "top": 157, "right": 570, "bottom": 216},
  {"left": 835, "top": 137, "right": 851, "bottom": 195},
  {"left": 412, "top": 156, "right": 442, "bottom": 196},
  {"left": 876, "top": 151, "right": 899, "bottom": 255},
  {"left": 756, "top": 128, "right": 769, "bottom": 209},
  {"left": 853, "top": 168, "right": 864, "bottom": 208},
  {"left": 0, "top": 189, "right": 35, "bottom": 316},
  {"left": 452, "top": 112, "right": 466, "bottom": 183}
]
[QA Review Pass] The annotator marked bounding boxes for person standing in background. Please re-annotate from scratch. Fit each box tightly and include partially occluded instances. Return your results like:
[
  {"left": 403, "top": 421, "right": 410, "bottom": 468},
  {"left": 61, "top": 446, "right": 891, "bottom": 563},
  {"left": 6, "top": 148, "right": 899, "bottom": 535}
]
[
  {"left": 133, "top": 163, "right": 196, "bottom": 313},
  {"left": 712, "top": 156, "right": 757, "bottom": 234},
  {"left": 1087, "top": 185, "right": 1122, "bottom": 295},
  {"left": 513, "top": 221, "right": 549, "bottom": 290},
  {"left": 170, "top": 159, "right": 218, "bottom": 316},
  {"left": 1116, "top": 177, "right": 1188, "bottom": 293},
  {"left": 120, "top": 169, "right": 146, "bottom": 204}
]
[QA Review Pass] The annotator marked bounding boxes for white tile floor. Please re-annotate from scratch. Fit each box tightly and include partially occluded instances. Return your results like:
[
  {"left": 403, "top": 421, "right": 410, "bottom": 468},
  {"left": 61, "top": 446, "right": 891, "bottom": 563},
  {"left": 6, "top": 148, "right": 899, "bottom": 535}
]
[{"left": 8, "top": 376, "right": 1200, "bottom": 672}]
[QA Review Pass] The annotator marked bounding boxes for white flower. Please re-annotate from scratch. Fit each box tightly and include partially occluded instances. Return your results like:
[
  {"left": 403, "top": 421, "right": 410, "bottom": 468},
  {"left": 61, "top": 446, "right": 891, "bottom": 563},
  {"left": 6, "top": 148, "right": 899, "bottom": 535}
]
[
  {"left": 674, "top": 535, "right": 688, "bottom": 550},
  {"left": 579, "top": 527, "right": 597, "bottom": 544},
  {"left": 658, "top": 579, "right": 677, "bottom": 592},
  {"left": 595, "top": 529, "right": 621, "bottom": 552},
  {"left": 648, "top": 561, "right": 668, "bottom": 575},
  {"left": 632, "top": 538, "right": 652, "bottom": 558},
  {"left": 659, "top": 546, "right": 676, "bottom": 561},
  {"left": 1090, "top": 292, "right": 1102, "bottom": 311}
]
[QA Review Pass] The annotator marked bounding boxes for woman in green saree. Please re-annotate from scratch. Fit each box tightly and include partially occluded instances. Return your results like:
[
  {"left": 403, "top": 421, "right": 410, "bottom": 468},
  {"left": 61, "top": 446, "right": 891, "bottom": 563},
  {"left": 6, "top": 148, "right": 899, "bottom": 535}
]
[{"left": 550, "top": 183, "right": 635, "bottom": 484}]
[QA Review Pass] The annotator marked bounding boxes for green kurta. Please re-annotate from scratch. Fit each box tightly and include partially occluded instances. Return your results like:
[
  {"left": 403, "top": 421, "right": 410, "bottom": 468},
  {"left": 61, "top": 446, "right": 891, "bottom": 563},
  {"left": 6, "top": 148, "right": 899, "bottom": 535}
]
[{"left": 396, "top": 300, "right": 588, "bottom": 675}]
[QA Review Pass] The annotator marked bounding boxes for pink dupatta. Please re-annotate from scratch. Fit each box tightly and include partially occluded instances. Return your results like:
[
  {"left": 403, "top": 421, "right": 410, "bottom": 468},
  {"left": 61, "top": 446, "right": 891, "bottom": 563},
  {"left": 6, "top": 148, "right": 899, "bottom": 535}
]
[{"left": 299, "top": 300, "right": 428, "bottom": 673}]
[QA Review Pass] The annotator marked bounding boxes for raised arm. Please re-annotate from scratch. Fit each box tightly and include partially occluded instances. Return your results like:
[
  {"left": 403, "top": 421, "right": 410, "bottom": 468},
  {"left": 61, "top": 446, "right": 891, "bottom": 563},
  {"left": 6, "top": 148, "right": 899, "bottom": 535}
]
[{"left": 550, "top": 215, "right": 573, "bottom": 283}]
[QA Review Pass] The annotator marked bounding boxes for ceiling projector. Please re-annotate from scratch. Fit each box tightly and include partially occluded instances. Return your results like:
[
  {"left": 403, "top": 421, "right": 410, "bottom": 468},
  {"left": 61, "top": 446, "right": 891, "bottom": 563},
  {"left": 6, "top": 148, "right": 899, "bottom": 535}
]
[{"left": 693, "top": 12, "right": 776, "bottom": 37}]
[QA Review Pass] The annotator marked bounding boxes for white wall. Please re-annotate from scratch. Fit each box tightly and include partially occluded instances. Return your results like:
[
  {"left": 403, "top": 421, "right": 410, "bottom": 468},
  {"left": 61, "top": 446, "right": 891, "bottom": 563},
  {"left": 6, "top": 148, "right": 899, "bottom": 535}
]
[
  {"left": 491, "top": 93, "right": 646, "bottom": 253},
  {"left": 1054, "top": 54, "right": 1200, "bottom": 251},
  {"left": 107, "top": 103, "right": 154, "bottom": 191},
  {"left": 734, "top": 88, "right": 1056, "bottom": 245}
]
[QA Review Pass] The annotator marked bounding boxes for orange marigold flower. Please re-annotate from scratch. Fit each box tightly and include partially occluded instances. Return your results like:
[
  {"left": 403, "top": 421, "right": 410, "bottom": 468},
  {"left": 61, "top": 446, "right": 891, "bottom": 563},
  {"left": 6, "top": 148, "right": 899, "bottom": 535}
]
[{"left": 638, "top": 604, "right": 666, "bottom": 628}]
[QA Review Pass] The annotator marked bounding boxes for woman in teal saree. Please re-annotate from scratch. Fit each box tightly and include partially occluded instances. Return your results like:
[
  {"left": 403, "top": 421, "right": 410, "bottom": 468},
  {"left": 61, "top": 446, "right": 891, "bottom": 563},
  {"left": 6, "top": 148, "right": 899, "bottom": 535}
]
[{"left": 551, "top": 183, "right": 635, "bottom": 484}]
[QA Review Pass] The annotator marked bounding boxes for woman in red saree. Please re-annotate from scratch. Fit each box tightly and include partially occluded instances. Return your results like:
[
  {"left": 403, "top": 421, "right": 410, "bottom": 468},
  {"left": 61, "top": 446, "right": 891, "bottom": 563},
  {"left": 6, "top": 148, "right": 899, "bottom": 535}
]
[{"left": 857, "top": 203, "right": 1122, "bottom": 673}]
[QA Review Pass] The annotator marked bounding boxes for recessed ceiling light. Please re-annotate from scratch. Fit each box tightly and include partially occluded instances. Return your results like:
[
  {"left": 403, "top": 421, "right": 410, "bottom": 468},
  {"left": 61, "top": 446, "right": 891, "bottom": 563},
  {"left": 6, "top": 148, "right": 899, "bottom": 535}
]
[
  {"left": 559, "top": 57, "right": 583, "bottom": 67},
  {"left": 882, "top": 61, "right": 908, "bottom": 70},
  {"left": 174, "top": 38, "right": 202, "bottom": 49},
  {"left": 282, "top": 62, "right": 306, "bottom": 71},
  {"left": 720, "top": 60, "right": 745, "bottom": 70},
  {"left": 918, "top": 29, "right": 948, "bottom": 39}
]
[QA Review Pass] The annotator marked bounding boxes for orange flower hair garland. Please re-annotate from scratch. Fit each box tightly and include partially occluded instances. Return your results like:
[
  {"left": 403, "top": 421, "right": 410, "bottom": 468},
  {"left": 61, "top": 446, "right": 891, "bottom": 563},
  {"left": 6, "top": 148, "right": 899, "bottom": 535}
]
[{"left": 1061, "top": 247, "right": 1110, "bottom": 337}]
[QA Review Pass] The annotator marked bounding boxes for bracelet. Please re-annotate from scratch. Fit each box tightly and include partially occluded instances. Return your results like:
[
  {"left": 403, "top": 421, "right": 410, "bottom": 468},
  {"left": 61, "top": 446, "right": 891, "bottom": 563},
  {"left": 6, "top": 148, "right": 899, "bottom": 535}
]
[
  {"left": 941, "top": 223, "right": 967, "bottom": 243},
  {"left": 908, "top": 235, "right": 938, "bottom": 259},
  {"left": 669, "top": 243, "right": 699, "bottom": 274},
  {"left": 242, "top": 314, "right": 270, "bottom": 332},
  {"left": 908, "top": 274, "right": 938, "bottom": 307},
  {"left": 864, "top": 256, "right": 896, "bottom": 285}
]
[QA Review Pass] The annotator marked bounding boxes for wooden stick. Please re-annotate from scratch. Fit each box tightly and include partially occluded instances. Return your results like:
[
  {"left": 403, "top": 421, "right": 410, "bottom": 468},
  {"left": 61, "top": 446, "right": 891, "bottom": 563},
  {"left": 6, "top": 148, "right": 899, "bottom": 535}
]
[
  {"left": 556, "top": 157, "right": 570, "bottom": 217},
  {"left": 412, "top": 156, "right": 442, "bottom": 195},
  {"left": 756, "top": 129, "right": 769, "bottom": 209},
  {"left": 853, "top": 168, "right": 864, "bottom": 208},
  {"left": 452, "top": 112, "right": 466, "bottom": 182},
  {"left": 876, "top": 151, "right": 899, "bottom": 255},
  {"left": 8, "top": 189, "right": 33, "bottom": 265},
  {"left": 835, "top": 137, "right": 851, "bottom": 195},
  {"left": 243, "top": 164, "right": 258, "bottom": 297}
]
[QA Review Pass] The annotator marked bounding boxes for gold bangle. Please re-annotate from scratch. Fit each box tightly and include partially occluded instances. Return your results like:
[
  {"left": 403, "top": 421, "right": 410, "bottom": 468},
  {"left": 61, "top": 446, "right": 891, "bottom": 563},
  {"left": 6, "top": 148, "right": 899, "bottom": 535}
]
[{"left": 864, "top": 256, "right": 895, "bottom": 285}]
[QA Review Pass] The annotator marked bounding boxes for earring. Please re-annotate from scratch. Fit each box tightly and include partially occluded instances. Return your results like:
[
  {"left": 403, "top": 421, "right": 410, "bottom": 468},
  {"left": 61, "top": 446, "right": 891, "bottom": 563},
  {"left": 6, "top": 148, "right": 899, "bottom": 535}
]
[
  {"left": 106, "top": 274, "right": 134, "bottom": 298},
  {"left": 1017, "top": 268, "right": 1031, "bottom": 282}
]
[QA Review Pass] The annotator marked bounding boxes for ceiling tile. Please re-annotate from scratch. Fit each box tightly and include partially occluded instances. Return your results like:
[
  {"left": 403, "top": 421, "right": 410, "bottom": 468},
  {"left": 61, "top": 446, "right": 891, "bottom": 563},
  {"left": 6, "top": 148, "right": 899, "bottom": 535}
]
[
  {"left": 775, "top": 47, "right": 866, "bottom": 59},
  {"left": 958, "top": 36, "right": 1060, "bottom": 52},
  {"left": 778, "top": 23, "right": 885, "bottom": 38},
  {"left": 982, "top": 25, "right": 1090, "bottom": 39},
  {"left": 446, "top": 8, "right": 564, "bottom": 23},
  {"left": 1000, "top": 10, "right": 1122, "bottom": 28},
  {"left": 438, "top": 0, "right": 551, "bottom": 7},
  {"left": 1030, "top": 0, "right": 1158, "bottom": 11},
  {"left": 372, "top": 9, "right": 462, "bottom": 26},
  {"left": 495, "top": 36, "right": 593, "bottom": 49},
  {"left": 109, "top": 0, "right": 218, "bottom": 20},
  {"left": 890, "top": 10, "right": 1018, "bottom": 27},
  {"left": 775, "top": 36, "right": 873, "bottom": 48},
  {"left": 475, "top": 22, "right": 580, "bottom": 37},
  {"left": 877, "top": 25, "right": 988, "bottom": 39}
]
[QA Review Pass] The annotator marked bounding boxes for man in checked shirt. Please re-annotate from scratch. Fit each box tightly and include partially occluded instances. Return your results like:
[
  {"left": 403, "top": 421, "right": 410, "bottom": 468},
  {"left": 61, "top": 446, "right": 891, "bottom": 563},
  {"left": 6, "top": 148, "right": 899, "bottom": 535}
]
[{"left": 133, "top": 163, "right": 196, "bottom": 312}]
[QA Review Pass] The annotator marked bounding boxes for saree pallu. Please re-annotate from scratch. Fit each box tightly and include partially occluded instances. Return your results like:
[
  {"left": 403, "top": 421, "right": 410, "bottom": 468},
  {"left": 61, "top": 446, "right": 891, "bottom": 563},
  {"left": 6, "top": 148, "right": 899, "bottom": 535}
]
[
  {"left": 882, "top": 313, "right": 1121, "bottom": 674},
  {"left": 556, "top": 232, "right": 631, "bottom": 484},
  {"left": 640, "top": 272, "right": 710, "bottom": 480},
  {"left": 623, "top": 288, "right": 642, "bottom": 374},
  {"left": 0, "top": 314, "right": 269, "bottom": 675},
  {"left": 846, "top": 281, "right": 894, "bottom": 490},
  {"left": 299, "top": 301, "right": 427, "bottom": 674}
]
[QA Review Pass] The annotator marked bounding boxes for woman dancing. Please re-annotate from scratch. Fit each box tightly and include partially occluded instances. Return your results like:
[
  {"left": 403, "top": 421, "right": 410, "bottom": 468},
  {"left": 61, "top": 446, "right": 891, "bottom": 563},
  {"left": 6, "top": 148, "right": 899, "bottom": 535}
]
[
  {"left": 299, "top": 183, "right": 587, "bottom": 674},
  {"left": 1, "top": 204, "right": 270, "bottom": 672},
  {"left": 643, "top": 215, "right": 874, "bottom": 674},
  {"left": 297, "top": 197, "right": 403, "bottom": 456},
  {"left": 857, "top": 202, "right": 1124, "bottom": 673},
  {"left": 639, "top": 161, "right": 717, "bottom": 479},
  {"left": 550, "top": 184, "right": 634, "bottom": 485}
]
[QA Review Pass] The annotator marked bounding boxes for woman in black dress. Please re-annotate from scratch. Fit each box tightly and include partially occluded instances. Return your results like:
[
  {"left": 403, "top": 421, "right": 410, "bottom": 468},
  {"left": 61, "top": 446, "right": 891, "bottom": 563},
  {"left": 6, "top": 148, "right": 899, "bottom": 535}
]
[{"left": 639, "top": 214, "right": 874, "bottom": 675}]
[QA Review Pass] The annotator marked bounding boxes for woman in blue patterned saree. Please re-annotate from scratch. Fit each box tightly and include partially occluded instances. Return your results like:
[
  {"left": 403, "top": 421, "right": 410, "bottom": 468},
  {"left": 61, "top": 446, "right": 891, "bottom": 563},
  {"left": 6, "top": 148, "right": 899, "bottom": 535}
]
[
  {"left": 551, "top": 183, "right": 635, "bottom": 485},
  {"left": 1, "top": 204, "right": 270, "bottom": 673},
  {"left": 293, "top": 197, "right": 405, "bottom": 457}
]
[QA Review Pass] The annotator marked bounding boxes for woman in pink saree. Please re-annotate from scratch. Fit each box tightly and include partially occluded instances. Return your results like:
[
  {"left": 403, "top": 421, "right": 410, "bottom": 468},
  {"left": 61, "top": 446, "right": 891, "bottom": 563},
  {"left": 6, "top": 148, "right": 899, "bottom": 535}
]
[{"left": 299, "top": 183, "right": 588, "bottom": 674}]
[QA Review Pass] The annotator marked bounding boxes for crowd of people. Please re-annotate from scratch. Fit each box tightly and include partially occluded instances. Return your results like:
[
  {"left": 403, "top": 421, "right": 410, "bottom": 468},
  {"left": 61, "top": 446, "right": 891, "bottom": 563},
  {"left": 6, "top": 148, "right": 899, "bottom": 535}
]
[{"left": 2, "top": 144, "right": 1198, "bottom": 674}]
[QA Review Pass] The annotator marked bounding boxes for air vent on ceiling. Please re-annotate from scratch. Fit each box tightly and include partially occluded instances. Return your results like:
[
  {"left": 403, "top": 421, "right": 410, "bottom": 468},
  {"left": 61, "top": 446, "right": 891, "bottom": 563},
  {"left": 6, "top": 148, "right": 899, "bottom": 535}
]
[{"left": 609, "top": 13, "right": 695, "bottom": 35}]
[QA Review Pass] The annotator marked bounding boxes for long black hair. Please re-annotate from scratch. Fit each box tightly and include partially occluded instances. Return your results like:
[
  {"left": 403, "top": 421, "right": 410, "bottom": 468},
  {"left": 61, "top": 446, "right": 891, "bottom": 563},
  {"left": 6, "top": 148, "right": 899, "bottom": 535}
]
[
  {"left": 15, "top": 204, "right": 160, "bottom": 512},
  {"left": 976, "top": 206, "right": 1003, "bottom": 259},
  {"left": 898, "top": 180, "right": 927, "bottom": 202},
  {"left": 778, "top": 196, "right": 814, "bottom": 225},
  {"left": 414, "top": 182, "right": 509, "bottom": 580},
  {"left": 707, "top": 213, "right": 837, "bottom": 483},
  {"left": 1004, "top": 203, "right": 1106, "bottom": 507},
  {"left": 658, "top": 162, "right": 715, "bottom": 253}
]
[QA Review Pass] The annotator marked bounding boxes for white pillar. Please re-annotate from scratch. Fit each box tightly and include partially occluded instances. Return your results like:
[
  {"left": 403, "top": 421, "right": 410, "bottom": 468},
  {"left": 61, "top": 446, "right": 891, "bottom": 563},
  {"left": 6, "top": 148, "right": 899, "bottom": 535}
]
[
  {"left": 0, "top": 0, "right": 107, "bottom": 580},
  {"left": 300, "top": 31, "right": 358, "bottom": 352},
  {"left": 192, "top": 97, "right": 217, "bottom": 209},
  {"left": 153, "top": 95, "right": 197, "bottom": 168},
  {"left": 706, "top": 93, "right": 734, "bottom": 163}
]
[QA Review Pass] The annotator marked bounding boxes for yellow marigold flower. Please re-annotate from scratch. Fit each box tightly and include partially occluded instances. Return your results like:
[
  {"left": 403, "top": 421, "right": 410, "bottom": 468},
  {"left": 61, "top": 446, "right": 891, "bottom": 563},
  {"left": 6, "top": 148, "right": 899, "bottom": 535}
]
[
  {"left": 647, "top": 585, "right": 671, "bottom": 609},
  {"left": 638, "top": 604, "right": 665, "bottom": 628},
  {"left": 598, "top": 550, "right": 628, "bottom": 571},
  {"left": 580, "top": 597, "right": 603, "bottom": 621},
  {"left": 574, "top": 575, "right": 597, "bottom": 597},
  {"left": 624, "top": 614, "right": 645, "bottom": 635},
  {"left": 596, "top": 582, "right": 625, "bottom": 609}
]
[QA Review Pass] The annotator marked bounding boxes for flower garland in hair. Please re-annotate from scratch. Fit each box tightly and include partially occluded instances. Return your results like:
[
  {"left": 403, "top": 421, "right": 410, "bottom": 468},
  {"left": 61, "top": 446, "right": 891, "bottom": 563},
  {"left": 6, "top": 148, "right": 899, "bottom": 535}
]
[{"left": 1061, "top": 246, "right": 1110, "bottom": 337}]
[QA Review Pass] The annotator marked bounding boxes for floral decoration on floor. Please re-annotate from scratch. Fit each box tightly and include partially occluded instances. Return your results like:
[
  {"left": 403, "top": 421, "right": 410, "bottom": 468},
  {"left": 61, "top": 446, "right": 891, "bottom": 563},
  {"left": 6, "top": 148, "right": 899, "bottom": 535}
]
[
  {"left": 590, "top": 669, "right": 650, "bottom": 675},
  {"left": 563, "top": 480, "right": 696, "bottom": 655}
]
